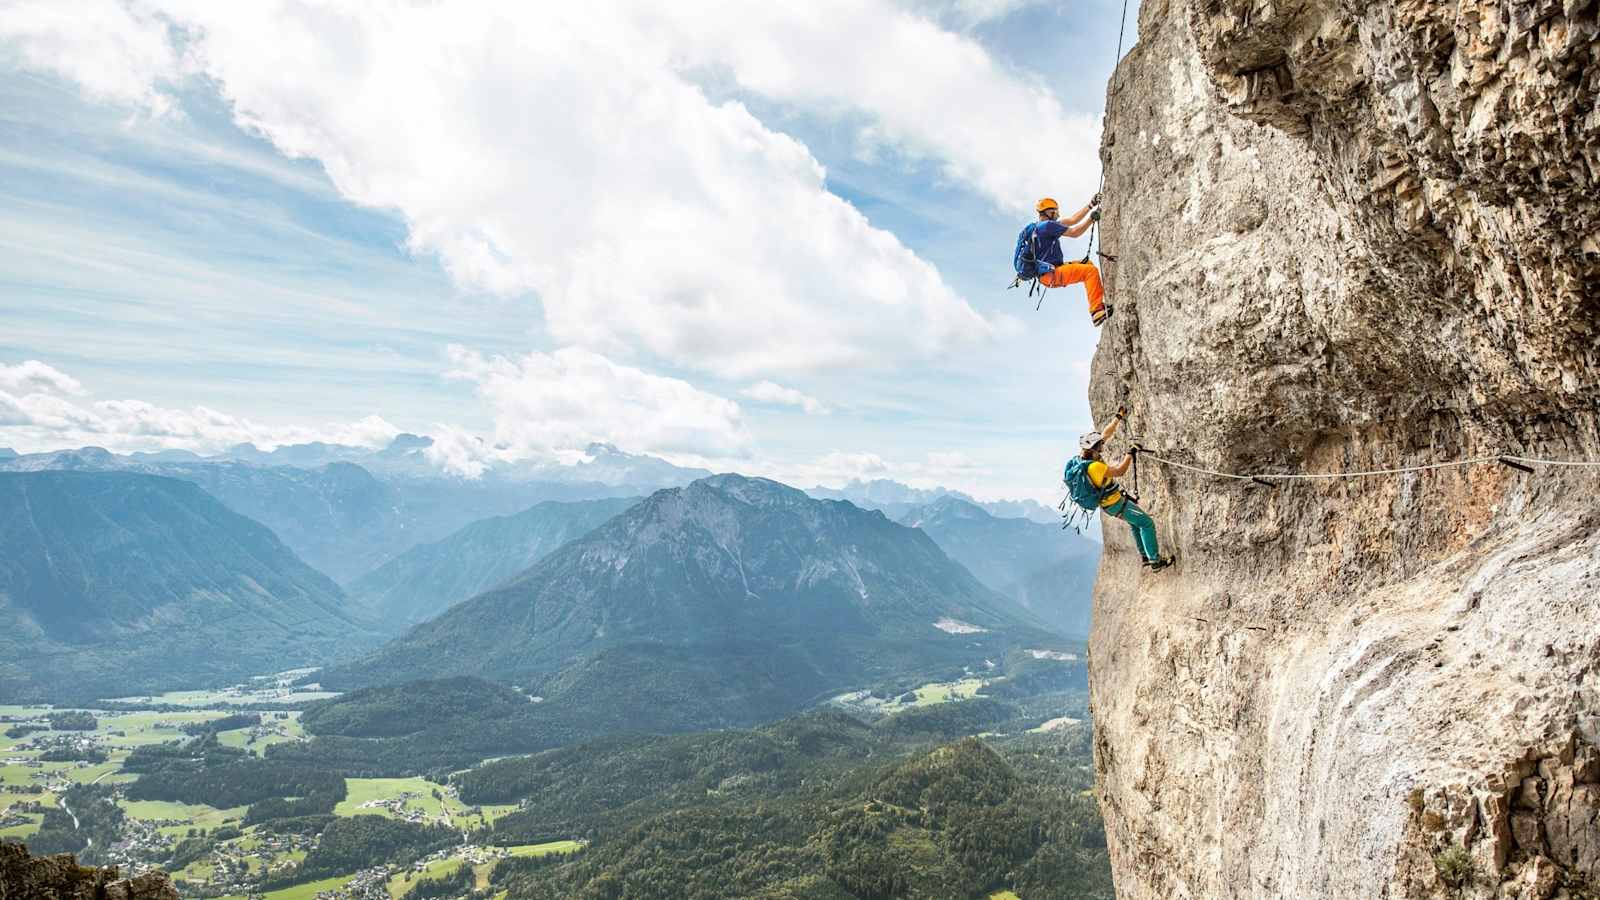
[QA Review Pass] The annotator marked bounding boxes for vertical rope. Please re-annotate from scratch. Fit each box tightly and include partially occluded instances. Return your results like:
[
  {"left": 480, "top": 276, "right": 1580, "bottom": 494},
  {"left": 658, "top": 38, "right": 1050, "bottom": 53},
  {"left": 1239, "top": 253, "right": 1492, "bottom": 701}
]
[{"left": 1086, "top": 0, "right": 1133, "bottom": 262}]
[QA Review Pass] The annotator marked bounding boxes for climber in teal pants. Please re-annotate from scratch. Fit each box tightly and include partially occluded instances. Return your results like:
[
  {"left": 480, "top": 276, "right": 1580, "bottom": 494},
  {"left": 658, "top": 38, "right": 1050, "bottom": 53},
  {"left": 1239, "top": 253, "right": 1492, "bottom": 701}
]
[
  {"left": 1105, "top": 495, "right": 1161, "bottom": 563},
  {"left": 1067, "top": 407, "right": 1174, "bottom": 571}
]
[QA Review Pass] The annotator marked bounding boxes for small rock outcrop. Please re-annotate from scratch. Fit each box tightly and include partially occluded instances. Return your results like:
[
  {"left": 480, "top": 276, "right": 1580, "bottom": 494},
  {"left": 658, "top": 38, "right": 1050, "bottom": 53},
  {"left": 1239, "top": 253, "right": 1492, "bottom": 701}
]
[
  {"left": 1086, "top": 0, "right": 1598, "bottom": 897},
  {"left": 0, "top": 843, "right": 177, "bottom": 900}
]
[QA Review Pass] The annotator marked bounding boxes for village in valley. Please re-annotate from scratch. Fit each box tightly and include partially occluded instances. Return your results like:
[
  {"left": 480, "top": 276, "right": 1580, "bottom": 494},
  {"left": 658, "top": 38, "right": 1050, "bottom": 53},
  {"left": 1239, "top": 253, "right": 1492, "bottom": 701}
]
[{"left": 0, "top": 671, "right": 580, "bottom": 900}]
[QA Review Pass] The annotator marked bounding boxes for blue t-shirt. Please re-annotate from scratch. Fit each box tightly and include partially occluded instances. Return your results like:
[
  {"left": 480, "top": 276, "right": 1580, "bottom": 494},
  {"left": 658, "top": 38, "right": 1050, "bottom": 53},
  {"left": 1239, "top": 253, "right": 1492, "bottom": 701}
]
[{"left": 1031, "top": 220, "right": 1069, "bottom": 266}]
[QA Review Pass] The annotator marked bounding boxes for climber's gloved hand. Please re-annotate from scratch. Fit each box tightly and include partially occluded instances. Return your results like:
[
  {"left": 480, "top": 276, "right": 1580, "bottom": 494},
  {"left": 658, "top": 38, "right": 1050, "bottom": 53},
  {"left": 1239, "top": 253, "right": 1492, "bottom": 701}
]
[
  {"left": 1091, "top": 192, "right": 1103, "bottom": 207},
  {"left": 1115, "top": 405, "right": 1127, "bottom": 420},
  {"left": 1090, "top": 209, "right": 1102, "bottom": 222}
]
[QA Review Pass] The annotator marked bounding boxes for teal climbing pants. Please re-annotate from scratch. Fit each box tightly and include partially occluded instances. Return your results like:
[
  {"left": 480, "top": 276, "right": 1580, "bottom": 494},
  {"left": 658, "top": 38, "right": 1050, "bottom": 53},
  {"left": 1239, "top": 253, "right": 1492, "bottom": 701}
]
[{"left": 1106, "top": 496, "right": 1160, "bottom": 561}]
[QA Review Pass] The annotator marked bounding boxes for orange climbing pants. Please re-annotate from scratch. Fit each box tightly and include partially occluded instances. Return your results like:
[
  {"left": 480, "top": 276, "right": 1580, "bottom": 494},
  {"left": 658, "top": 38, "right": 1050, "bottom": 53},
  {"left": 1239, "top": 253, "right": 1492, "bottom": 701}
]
[{"left": 1039, "top": 262, "right": 1105, "bottom": 319}]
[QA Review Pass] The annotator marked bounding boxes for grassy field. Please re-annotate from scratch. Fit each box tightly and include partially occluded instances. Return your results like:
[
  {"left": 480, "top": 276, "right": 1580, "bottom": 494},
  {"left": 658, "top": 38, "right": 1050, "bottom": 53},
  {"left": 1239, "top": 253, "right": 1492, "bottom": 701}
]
[
  {"left": 220, "top": 873, "right": 354, "bottom": 900},
  {"left": 386, "top": 857, "right": 465, "bottom": 898},
  {"left": 0, "top": 812, "right": 41, "bottom": 840},
  {"left": 384, "top": 843, "right": 584, "bottom": 899},
  {"left": 0, "top": 792, "right": 45, "bottom": 814},
  {"left": 215, "top": 712, "right": 305, "bottom": 754},
  {"left": 831, "top": 677, "right": 992, "bottom": 715},
  {"left": 335, "top": 777, "right": 447, "bottom": 819},
  {"left": 99, "top": 710, "right": 228, "bottom": 747},
  {"left": 990, "top": 892, "right": 1023, "bottom": 900},
  {"left": 332, "top": 777, "right": 517, "bottom": 829},
  {"left": 0, "top": 763, "right": 42, "bottom": 788},
  {"left": 909, "top": 678, "right": 987, "bottom": 706},
  {"left": 121, "top": 798, "right": 247, "bottom": 837},
  {"left": 506, "top": 840, "right": 582, "bottom": 858},
  {"left": 175, "top": 859, "right": 216, "bottom": 882}
]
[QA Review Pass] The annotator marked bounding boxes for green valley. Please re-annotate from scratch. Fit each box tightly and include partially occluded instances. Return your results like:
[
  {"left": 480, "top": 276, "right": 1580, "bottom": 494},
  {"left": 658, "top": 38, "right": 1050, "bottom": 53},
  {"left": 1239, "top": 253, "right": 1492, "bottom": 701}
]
[{"left": 0, "top": 647, "right": 1103, "bottom": 899}]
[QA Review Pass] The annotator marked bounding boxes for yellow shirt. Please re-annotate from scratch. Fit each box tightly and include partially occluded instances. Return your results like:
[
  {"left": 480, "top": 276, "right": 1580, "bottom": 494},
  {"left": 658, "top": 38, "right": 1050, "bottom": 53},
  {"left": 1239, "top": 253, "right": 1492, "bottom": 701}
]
[{"left": 1087, "top": 460, "right": 1122, "bottom": 507}]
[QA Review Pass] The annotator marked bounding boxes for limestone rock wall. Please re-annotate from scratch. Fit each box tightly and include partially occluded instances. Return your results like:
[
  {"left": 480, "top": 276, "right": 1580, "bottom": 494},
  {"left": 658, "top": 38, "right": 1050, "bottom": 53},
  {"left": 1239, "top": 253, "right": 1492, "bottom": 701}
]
[
  {"left": 0, "top": 843, "right": 177, "bottom": 900},
  {"left": 1086, "top": 0, "right": 1600, "bottom": 896}
]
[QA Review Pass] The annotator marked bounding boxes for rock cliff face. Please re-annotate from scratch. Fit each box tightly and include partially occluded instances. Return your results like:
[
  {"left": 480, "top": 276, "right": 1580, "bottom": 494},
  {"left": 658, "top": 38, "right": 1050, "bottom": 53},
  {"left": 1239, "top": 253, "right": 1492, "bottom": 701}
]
[
  {"left": 1086, "top": 0, "right": 1599, "bottom": 897},
  {"left": 0, "top": 843, "right": 178, "bottom": 900}
]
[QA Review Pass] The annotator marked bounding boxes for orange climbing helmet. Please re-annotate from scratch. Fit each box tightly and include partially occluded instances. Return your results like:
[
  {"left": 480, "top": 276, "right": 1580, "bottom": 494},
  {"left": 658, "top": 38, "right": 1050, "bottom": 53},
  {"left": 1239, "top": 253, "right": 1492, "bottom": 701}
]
[{"left": 1036, "top": 197, "right": 1059, "bottom": 214}]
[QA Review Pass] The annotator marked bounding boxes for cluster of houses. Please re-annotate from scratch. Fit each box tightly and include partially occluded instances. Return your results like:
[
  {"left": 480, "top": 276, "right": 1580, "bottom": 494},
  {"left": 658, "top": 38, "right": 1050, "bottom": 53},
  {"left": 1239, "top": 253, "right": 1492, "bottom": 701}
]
[
  {"left": 166, "top": 828, "right": 320, "bottom": 897},
  {"left": 99, "top": 816, "right": 174, "bottom": 873},
  {"left": 353, "top": 791, "right": 461, "bottom": 829}
]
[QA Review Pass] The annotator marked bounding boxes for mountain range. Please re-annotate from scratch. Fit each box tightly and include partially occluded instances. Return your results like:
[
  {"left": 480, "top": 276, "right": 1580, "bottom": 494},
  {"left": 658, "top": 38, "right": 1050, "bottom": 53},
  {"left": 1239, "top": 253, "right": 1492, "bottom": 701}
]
[
  {"left": 345, "top": 496, "right": 639, "bottom": 628},
  {"left": 807, "top": 478, "right": 1059, "bottom": 525},
  {"left": 898, "top": 496, "right": 1100, "bottom": 637},
  {"left": 0, "top": 471, "right": 376, "bottom": 703},
  {"left": 0, "top": 441, "right": 1063, "bottom": 582},
  {"left": 327, "top": 475, "right": 1060, "bottom": 734},
  {"left": 0, "top": 444, "right": 641, "bottom": 583}
]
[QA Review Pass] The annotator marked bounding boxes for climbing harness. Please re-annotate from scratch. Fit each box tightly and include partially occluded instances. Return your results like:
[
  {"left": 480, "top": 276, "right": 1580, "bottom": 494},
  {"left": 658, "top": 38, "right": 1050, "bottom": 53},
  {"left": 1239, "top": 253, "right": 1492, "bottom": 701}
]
[{"left": 1136, "top": 451, "right": 1600, "bottom": 486}]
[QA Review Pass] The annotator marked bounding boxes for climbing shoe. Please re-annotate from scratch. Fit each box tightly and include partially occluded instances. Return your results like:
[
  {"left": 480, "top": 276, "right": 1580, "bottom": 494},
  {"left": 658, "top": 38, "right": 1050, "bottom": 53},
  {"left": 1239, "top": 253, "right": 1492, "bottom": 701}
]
[
  {"left": 1092, "top": 305, "right": 1113, "bottom": 327},
  {"left": 1145, "top": 555, "right": 1176, "bottom": 572}
]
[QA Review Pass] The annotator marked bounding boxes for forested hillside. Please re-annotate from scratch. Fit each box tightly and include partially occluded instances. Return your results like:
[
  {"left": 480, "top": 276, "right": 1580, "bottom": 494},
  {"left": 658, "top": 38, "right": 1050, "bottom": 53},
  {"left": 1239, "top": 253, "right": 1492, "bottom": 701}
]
[
  {"left": 345, "top": 496, "right": 637, "bottom": 627},
  {"left": 328, "top": 476, "right": 1060, "bottom": 722},
  {"left": 0, "top": 471, "right": 376, "bottom": 702}
]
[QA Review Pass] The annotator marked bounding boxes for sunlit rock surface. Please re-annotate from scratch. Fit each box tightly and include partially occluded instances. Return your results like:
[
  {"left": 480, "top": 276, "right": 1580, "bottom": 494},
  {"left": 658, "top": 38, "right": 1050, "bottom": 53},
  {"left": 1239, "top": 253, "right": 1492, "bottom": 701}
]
[
  {"left": 0, "top": 843, "right": 178, "bottom": 900},
  {"left": 1087, "top": 0, "right": 1599, "bottom": 896}
]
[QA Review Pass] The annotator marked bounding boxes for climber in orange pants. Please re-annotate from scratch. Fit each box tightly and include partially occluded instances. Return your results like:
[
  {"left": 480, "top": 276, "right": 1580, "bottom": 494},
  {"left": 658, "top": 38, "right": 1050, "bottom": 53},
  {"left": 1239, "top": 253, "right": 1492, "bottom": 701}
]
[{"left": 1013, "top": 195, "right": 1110, "bottom": 325}]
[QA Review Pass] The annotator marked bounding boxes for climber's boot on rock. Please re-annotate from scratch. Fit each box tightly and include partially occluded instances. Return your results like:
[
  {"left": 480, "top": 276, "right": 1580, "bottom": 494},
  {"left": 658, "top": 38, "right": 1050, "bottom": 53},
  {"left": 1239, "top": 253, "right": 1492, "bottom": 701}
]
[
  {"left": 1144, "top": 555, "right": 1176, "bottom": 572},
  {"left": 1093, "top": 305, "right": 1113, "bottom": 327}
]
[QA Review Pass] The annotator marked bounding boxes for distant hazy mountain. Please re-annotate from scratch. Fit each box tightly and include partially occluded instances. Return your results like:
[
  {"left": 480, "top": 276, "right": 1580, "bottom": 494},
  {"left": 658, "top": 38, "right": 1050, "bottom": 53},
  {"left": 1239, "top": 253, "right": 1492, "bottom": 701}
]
[
  {"left": 0, "top": 448, "right": 17, "bottom": 460},
  {"left": 900, "top": 496, "right": 1099, "bottom": 637},
  {"left": 569, "top": 442, "right": 713, "bottom": 487},
  {"left": 218, "top": 435, "right": 710, "bottom": 492},
  {"left": 328, "top": 475, "right": 1058, "bottom": 732},
  {"left": 346, "top": 496, "right": 639, "bottom": 629},
  {"left": 808, "top": 478, "right": 1058, "bottom": 525},
  {"left": 0, "top": 446, "right": 640, "bottom": 583},
  {"left": 0, "top": 471, "right": 376, "bottom": 703}
]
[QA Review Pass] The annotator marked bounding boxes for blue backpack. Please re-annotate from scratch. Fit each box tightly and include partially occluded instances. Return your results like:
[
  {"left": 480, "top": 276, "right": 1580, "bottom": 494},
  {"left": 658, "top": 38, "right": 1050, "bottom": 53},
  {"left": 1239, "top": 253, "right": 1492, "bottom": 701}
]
[
  {"left": 1013, "top": 222, "right": 1042, "bottom": 278},
  {"left": 1062, "top": 457, "right": 1114, "bottom": 511}
]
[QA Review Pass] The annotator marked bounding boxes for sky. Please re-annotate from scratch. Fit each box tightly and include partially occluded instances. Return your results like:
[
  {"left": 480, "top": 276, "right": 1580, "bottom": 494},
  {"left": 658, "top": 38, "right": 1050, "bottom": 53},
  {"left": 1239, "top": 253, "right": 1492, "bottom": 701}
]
[{"left": 0, "top": 0, "right": 1139, "bottom": 502}]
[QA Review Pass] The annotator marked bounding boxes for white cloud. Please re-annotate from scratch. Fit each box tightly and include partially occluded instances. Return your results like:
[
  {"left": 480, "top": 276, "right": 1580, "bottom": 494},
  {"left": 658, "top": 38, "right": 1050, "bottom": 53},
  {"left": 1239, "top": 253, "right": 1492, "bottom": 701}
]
[
  {"left": 0, "top": 0, "right": 181, "bottom": 115},
  {"left": 0, "top": 1, "right": 1101, "bottom": 380},
  {"left": 641, "top": 2, "right": 1100, "bottom": 213},
  {"left": 0, "top": 359, "right": 399, "bottom": 454},
  {"left": 0, "top": 360, "right": 85, "bottom": 396},
  {"left": 419, "top": 423, "right": 499, "bottom": 480},
  {"left": 730, "top": 448, "right": 1001, "bottom": 496},
  {"left": 0, "top": 1, "right": 1012, "bottom": 380},
  {"left": 740, "top": 380, "right": 829, "bottom": 415},
  {"left": 905, "top": 0, "right": 1050, "bottom": 27},
  {"left": 442, "top": 345, "right": 749, "bottom": 471}
]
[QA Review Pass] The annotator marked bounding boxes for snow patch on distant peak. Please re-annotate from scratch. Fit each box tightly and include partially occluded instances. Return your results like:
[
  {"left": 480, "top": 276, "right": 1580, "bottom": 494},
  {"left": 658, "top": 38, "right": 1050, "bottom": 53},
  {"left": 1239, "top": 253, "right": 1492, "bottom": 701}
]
[{"left": 934, "top": 617, "right": 987, "bottom": 634}]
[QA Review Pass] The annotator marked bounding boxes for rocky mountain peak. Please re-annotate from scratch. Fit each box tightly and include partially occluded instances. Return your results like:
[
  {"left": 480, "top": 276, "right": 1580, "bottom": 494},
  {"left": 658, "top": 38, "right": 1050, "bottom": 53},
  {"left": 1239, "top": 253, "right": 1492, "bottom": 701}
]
[
  {"left": 689, "top": 473, "right": 813, "bottom": 509},
  {"left": 330, "top": 473, "right": 1050, "bottom": 699},
  {"left": 383, "top": 432, "right": 433, "bottom": 452}
]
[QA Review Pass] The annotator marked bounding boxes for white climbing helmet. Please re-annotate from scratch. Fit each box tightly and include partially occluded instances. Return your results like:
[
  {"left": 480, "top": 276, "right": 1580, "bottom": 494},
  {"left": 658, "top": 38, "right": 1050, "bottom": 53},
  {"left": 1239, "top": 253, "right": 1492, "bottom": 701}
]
[{"left": 1079, "top": 431, "right": 1104, "bottom": 452}]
